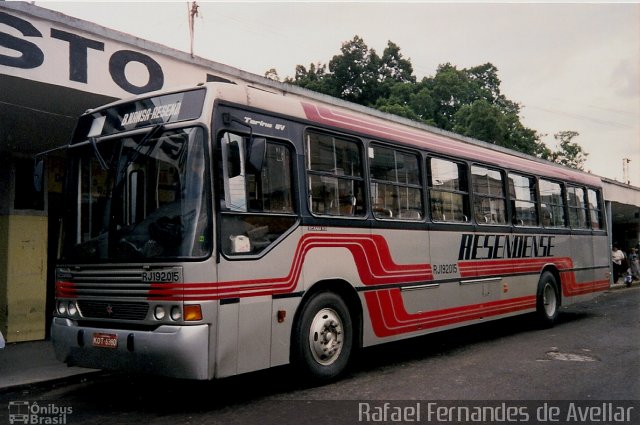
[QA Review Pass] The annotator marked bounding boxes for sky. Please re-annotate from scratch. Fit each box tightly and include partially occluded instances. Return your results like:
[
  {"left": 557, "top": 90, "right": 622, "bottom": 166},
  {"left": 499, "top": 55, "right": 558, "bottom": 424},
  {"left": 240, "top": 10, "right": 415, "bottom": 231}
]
[{"left": 36, "top": 1, "right": 640, "bottom": 186}]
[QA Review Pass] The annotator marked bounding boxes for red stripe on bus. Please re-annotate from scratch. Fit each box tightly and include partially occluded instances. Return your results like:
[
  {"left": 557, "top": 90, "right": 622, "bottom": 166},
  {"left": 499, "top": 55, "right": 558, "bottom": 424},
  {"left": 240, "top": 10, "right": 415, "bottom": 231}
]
[
  {"left": 458, "top": 258, "right": 573, "bottom": 278},
  {"left": 364, "top": 275, "right": 610, "bottom": 338},
  {"left": 147, "top": 233, "right": 433, "bottom": 301},
  {"left": 365, "top": 289, "right": 537, "bottom": 337},
  {"left": 459, "top": 257, "right": 609, "bottom": 297},
  {"left": 56, "top": 235, "right": 609, "bottom": 325}
]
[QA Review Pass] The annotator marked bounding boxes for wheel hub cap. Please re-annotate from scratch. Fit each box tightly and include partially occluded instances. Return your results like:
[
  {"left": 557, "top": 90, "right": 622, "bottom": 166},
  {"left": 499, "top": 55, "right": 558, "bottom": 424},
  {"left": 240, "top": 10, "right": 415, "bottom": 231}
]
[{"left": 309, "top": 308, "right": 344, "bottom": 365}]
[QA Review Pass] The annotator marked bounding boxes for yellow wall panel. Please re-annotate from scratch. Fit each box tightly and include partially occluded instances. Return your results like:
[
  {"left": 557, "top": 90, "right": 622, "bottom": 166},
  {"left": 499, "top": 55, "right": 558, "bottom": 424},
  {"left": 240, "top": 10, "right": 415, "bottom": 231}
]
[{"left": 1, "top": 215, "right": 48, "bottom": 342}]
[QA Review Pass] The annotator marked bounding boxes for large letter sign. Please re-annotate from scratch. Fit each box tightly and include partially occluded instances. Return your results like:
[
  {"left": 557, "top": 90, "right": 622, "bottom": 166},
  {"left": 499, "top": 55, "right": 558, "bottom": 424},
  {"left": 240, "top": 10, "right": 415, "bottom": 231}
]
[
  {"left": 109, "top": 50, "right": 164, "bottom": 94},
  {"left": 0, "top": 11, "right": 44, "bottom": 69},
  {"left": 50, "top": 28, "right": 105, "bottom": 83}
]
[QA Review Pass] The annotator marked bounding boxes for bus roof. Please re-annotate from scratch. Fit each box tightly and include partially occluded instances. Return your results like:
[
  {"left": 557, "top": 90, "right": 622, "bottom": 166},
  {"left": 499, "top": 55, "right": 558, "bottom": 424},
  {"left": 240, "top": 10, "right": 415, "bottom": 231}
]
[
  {"left": 80, "top": 81, "right": 602, "bottom": 188},
  {"left": 208, "top": 82, "right": 602, "bottom": 188}
]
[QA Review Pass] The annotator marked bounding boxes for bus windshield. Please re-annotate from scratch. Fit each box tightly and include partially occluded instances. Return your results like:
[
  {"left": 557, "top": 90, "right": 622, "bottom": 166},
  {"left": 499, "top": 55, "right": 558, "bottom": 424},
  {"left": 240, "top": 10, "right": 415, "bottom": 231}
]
[{"left": 60, "top": 126, "right": 210, "bottom": 262}]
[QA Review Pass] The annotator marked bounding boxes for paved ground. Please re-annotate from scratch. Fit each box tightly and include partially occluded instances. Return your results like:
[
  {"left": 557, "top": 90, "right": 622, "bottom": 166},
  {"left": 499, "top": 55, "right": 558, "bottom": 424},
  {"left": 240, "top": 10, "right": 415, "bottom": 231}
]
[{"left": 0, "top": 284, "right": 638, "bottom": 424}]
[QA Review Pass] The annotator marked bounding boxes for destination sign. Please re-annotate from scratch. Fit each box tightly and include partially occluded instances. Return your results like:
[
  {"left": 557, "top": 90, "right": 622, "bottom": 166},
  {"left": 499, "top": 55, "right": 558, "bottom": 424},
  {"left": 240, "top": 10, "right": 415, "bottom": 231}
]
[{"left": 71, "top": 88, "right": 206, "bottom": 144}]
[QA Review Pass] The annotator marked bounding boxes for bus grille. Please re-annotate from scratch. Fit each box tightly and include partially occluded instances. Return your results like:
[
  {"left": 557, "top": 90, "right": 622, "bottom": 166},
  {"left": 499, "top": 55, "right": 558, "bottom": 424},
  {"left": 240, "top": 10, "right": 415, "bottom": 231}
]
[{"left": 77, "top": 300, "right": 149, "bottom": 321}]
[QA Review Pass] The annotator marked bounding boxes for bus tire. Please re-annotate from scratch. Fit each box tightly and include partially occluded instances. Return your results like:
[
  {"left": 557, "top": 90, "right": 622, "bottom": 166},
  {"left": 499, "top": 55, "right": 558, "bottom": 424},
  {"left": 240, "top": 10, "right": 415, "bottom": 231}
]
[
  {"left": 292, "top": 291, "right": 353, "bottom": 382},
  {"left": 535, "top": 271, "right": 560, "bottom": 327}
]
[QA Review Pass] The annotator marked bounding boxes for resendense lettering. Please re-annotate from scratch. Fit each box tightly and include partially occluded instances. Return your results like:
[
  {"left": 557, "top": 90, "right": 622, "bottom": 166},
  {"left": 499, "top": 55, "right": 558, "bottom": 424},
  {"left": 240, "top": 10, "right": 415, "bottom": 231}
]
[{"left": 458, "top": 234, "right": 555, "bottom": 261}]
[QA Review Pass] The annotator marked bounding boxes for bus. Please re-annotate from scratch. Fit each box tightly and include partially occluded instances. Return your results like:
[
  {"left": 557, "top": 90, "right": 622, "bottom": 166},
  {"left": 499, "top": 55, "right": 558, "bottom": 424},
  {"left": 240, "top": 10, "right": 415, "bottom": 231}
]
[{"left": 51, "top": 81, "right": 610, "bottom": 382}]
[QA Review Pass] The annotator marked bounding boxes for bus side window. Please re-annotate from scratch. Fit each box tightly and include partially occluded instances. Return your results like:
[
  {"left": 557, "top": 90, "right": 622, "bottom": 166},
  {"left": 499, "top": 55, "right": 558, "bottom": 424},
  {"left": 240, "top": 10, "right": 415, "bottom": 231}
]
[
  {"left": 587, "top": 188, "right": 603, "bottom": 230},
  {"left": 539, "top": 179, "right": 566, "bottom": 228},
  {"left": 508, "top": 173, "right": 538, "bottom": 227},
  {"left": 471, "top": 165, "right": 506, "bottom": 225},
  {"left": 306, "top": 131, "right": 365, "bottom": 217},
  {"left": 427, "top": 157, "right": 470, "bottom": 223},
  {"left": 567, "top": 185, "right": 589, "bottom": 229},
  {"left": 369, "top": 144, "right": 423, "bottom": 221}
]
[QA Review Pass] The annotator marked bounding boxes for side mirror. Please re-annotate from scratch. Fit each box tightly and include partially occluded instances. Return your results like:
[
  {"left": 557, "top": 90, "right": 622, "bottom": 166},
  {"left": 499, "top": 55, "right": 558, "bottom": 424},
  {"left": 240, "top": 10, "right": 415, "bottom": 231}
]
[
  {"left": 33, "top": 158, "right": 44, "bottom": 192},
  {"left": 247, "top": 137, "right": 266, "bottom": 173}
]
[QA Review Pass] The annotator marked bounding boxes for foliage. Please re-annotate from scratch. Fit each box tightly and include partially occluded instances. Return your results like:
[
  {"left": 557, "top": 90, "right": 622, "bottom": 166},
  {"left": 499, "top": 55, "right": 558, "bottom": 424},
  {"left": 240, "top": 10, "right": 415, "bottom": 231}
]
[
  {"left": 279, "top": 35, "right": 586, "bottom": 164},
  {"left": 264, "top": 68, "right": 280, "bottom": 81},
  {"left": 548, "top": 131, "right": 589, "bottom": 170}
]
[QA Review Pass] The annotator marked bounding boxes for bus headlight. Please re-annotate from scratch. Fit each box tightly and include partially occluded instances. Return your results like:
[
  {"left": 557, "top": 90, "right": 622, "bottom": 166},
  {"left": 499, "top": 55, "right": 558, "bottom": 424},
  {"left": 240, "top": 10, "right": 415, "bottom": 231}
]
[
  {"left": 68, "top": 301, "right": 78, "bottom": 316},
  {"left": 154, "top": 305, "right": 166, "bottom": 320},
  {"left": 57, "top": 301, "right": 67, "bottom": 315},
  {"left": 170, "top": 306, "right": 182, "bottom": 321}
]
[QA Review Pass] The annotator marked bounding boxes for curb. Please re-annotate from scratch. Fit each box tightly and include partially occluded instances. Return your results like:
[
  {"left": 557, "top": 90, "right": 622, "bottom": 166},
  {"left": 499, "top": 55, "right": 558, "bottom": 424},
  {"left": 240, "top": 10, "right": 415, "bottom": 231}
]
[{"left": 0, "top": 370, "right": 107, "bottom": 395}]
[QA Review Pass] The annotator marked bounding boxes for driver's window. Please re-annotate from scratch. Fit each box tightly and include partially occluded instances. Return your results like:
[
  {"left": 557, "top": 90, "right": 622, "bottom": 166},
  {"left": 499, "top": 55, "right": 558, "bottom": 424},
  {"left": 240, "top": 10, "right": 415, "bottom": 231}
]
[{"left": 219, "top": 132, "right": 297, "bottom": 256}]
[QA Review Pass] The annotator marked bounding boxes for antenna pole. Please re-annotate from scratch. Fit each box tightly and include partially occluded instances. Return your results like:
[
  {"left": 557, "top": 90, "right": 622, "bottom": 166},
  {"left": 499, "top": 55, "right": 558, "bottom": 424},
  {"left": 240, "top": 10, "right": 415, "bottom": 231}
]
[
  {"left": 188, "top": 1, "right": 200, "bottom": 57},
  {"left": 623, "top": 158, "right": 631, "bottom": 185}
]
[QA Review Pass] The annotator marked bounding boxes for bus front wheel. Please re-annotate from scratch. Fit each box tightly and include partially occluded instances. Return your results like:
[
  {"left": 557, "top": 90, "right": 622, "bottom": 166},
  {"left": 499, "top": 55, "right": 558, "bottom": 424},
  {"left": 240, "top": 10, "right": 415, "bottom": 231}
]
[
  {"left": 292, "top": 291, "right": 353, "bottom": 382},
  {"left": 535, "top": 271, "right": 560, "bottom": 327}
]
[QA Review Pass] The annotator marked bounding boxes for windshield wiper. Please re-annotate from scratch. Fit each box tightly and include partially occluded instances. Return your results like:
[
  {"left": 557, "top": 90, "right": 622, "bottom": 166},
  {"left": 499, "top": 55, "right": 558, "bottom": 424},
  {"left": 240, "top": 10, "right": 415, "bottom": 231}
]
[
  {"left": 127, "top": 124, "right": 165, "bottom": 166},
  {"left": 90, "top": 136, "right": 109, "bottom": 170}
]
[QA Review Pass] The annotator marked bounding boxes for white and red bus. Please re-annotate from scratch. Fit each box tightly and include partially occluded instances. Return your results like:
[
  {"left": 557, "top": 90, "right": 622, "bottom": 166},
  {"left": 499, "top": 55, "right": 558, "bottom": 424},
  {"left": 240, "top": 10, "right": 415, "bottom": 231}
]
[{"left": 51, "top": 82, "right": 610, "bottom": 381}]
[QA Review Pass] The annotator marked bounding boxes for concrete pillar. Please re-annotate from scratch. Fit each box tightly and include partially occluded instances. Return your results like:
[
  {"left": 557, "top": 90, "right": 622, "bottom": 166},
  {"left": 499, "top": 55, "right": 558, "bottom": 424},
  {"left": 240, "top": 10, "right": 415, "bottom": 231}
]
[{"left": 605, "top": 200, "right": 614, "bottom": 284}]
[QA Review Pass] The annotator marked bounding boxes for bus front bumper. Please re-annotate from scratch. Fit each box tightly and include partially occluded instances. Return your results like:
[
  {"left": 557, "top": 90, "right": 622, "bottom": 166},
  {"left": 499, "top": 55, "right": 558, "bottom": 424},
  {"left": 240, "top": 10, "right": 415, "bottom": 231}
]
[{"left": 51, "top": 318, "right": 210, "bottom": 380}]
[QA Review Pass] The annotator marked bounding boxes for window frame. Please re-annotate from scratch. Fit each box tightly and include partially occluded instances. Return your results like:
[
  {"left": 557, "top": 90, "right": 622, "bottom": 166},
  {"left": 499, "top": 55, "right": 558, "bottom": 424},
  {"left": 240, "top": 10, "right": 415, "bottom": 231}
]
[
  {"left": 217, "top": 130, "right": 299, "bottom": 257},
  {"left": 368, "top": 142, "right": 424, "bottom": 221},
  {"left": 539, "top": 178, "right": 567, "bottom": 228},
  {"left": 566, "top": 185, "right": 589, "bottom": 229},
  {"left": 587, "top": 188, "right": 604, "bottom": 230},
  {"left": 305, "top": 130, "right": 367, "bottom": 218},
  {"left": 471, "top": 163, "right": 508, "bottom": 226},
  {"left": 426, "top": 156, "right": 470, "bottom": 224},
  {"left": 508, "top": 172, "right": 540, "bottom": 227}
]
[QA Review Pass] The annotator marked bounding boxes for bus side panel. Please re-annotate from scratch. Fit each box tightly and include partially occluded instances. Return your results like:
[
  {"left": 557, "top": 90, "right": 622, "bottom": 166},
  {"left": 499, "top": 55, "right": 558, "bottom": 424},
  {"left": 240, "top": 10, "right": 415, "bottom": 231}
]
[
  {"left": 214, "top": 296, "right": 277, "bottom": 378},
  {"left": 238, "top": 296, "right": 272, "bottom": 374},
  {"left": 593, "top": 233, "right": 611, "bottom": 286},
  {"left": 270, "top": 297, "right": 300, "bottom": 367},
  {"left": 360, "top": 228, "right": 505, "bottom": 346},
  {"left": 215, "top": 302, "right": 239, "bottom": 378},
  {"left": 300, "top": 227, "right": 371, "bottom": 291},
  {"left": 360, "top": 227, "right": 432, "bottom": 346},
  {"left": 544, "top": 232, "right": 570, "bottom": 297},
  {"left": 215, "top": 228, "right": 304, "bottom": 377},
  {"left": 566, "top": 233, "right": 596, "bottom": 304},
  {"left": 379, "top": 228, "right": 431, "bottom": 312},
  {"left": 563, "top": 232, "right": 610, "bottom": 306}
]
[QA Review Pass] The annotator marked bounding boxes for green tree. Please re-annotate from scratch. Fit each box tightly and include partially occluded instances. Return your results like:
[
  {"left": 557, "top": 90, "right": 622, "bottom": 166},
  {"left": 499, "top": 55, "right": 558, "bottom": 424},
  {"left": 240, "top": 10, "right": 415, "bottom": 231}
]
[
  {"left": 426, "top": 63, "right": 473, "bottom": 130},
  {"left": 379, "top": 41, "right": 415, "bottom": 84},
  {"left": 453, "top": 99, "right": 506, "bottom": 144},
  {"left": 279, "top": 36, "right": 587, "bottom": 164},
  {"left": 326, "top": 35, "right": 380, "bottom": 104},
  {"left": 285, "top": 63, "right": 329, "bottom": 93},
  {"left": 549, "top": 131, "right": 588, "bottom": 170}
]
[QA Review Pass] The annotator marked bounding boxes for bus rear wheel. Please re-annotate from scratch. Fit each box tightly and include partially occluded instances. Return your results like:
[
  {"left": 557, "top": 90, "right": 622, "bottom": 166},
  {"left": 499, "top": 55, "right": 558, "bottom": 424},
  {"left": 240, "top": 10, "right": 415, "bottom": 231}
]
[
  {"left": 536, "top": 271, "right": 560, "bottom": 327},
  {"left": 292, "top": 291, "right": 353, "bottom": 382}
]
